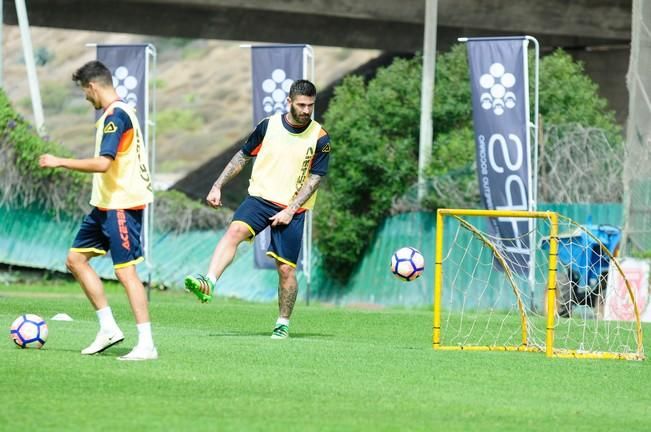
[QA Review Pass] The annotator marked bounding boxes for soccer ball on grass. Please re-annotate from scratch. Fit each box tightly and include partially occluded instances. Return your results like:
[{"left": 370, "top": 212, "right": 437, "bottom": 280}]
[
  {"left": 10, "top": 314, "right": 48, "bottom": 349},
  {"left": 391, "top": 247, "right": 425, "bottom": 281}
]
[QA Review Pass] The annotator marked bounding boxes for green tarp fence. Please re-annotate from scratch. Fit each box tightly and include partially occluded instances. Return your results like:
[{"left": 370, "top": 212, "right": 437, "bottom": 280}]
[{"left": 0, "top": 203, "right": 622, "bottom": 307}]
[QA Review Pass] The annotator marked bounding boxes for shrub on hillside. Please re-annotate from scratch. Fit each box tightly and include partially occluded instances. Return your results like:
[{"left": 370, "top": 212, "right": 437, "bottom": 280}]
[
  {"left": 0, "top": 89, "right": 89, "bottom": 216},
  {"left": 155, "top": 190, "right": 233, "bottom": 233},
  {"left": 0, "top": 89, "right": 230, "bottom": 231},
  {"left": 317, "top": 59, "right": 421, "bottom": 282}
]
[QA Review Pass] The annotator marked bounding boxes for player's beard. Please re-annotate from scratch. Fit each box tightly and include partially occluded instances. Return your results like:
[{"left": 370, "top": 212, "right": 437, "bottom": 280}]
[{"left": 290, "top": 104, "right": 311, "bottom": 126}]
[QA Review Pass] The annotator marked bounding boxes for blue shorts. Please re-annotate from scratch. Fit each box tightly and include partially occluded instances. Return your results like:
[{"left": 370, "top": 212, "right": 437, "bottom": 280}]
[
  {"left": 71, "top": 207, "right": 144, "bottom": 268},
  {"left": 232, "top": 196, "right": 305, "bottom": 267}
]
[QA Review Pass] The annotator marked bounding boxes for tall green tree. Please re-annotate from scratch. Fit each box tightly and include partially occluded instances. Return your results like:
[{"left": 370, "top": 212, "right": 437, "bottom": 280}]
[{"left": 317, "top": 46, "right": 621, "bottom": 284}]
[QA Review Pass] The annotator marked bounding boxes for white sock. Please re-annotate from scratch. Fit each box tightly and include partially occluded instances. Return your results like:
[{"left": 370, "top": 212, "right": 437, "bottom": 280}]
[
  {"left": 136, "top": 322, "right": 155, "bottom": 349},
  {"left": 206, "top": 273, "right": 217, "bottom": 284},
  {"left": 276, "top": 317, "right": 289, "bottom": 327},
  {"left": 96, "top": 307, "right": 119, "bottom": 333}
]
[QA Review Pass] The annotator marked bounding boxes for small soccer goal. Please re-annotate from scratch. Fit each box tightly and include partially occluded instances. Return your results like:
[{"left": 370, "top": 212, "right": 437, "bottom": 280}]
[{"left": 433, "top": 208, "right": 645, "bottom": 360}]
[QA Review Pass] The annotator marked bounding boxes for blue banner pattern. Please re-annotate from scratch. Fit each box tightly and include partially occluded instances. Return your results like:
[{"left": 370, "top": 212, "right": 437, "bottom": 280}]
[
  {"left": 467, "top": 39, "right": 532, "bottom": 274},
  {"left": 97, "top": 45, "right": 148, "bottom": 141}
]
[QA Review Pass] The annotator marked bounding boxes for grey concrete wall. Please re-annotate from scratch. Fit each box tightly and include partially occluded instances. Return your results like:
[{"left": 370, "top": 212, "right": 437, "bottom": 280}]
[
  {"left": 3, "top": 0, "right": 632, "bottom": 51},
  {"left": 4, "top": 0, "right": 632, "bottom": 126},
  {"left": 571, "top": 47, "right": 631, "bottom": 125}
]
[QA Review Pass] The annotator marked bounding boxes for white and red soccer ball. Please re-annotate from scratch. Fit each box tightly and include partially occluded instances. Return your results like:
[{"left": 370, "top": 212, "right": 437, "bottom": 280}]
[
  {"left": 10, "top": 314, "right": 48, "bottom": 349},
  {"left": 391, "top": 247, "right": 425, "bottom": 281}
]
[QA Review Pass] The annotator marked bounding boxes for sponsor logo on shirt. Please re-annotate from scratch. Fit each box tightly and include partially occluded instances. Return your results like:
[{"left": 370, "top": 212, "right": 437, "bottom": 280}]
[
  {"left": 134, "top": 130, "right": 153, "bottom": 191},
  {"left": 116, "top": 210, "right": 130, "bottom": 251},
  {"left": 103, "top": 121, "right": 118, "bottom": 134},
  {"left": 295, "top": 147, "right": 314, "bottom": 192}
]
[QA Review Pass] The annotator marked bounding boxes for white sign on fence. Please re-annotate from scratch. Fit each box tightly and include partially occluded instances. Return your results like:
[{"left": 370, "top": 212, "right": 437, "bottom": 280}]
[{"left": 604, "top": 257, "right": 651, "bottom": 322}]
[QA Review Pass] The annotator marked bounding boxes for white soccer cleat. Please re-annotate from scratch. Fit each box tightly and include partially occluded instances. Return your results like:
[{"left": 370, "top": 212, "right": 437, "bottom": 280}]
[
  {"left": 117, "top": 345, "right": 158, "bottom": 361},
  {"left": 81, "top": 329, "right": 125, "bottom": 355}
]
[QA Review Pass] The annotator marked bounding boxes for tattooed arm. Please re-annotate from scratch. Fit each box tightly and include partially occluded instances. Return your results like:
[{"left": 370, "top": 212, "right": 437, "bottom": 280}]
[
  {"left": 206, "top": 150, "right": 251, "bottom": 207},
  {"left": 287, "top": 174, "right": 322, "bottom": 213},
  {"left": 269, "top": 174, "right": 322, "bottom": 226}
]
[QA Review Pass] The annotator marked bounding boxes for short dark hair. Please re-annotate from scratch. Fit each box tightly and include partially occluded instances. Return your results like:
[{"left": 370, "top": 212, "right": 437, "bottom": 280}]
[
  {"left": 72, "top": 61, "right": 113, "bottom": 87},
  {"left": 289, "top": 79, "right": 316, "bottom": 99}
]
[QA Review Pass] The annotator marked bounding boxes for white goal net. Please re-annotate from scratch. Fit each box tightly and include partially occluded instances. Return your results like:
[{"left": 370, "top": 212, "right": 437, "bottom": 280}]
[{"left": 434, "top": 209, "right": 644, "bottom": 360}]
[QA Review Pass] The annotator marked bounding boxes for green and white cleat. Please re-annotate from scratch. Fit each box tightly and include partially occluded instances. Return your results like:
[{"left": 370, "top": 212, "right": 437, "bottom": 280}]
[
  {"left": 184, "top": 274, "right": 214, "bottom": 303},
  {"left": 271, "top": 324, "right": 289, "bottom": 339}
]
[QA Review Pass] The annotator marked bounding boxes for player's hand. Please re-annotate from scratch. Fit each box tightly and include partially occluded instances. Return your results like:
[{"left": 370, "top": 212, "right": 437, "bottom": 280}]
[
  {"left": 39, "top": 154, "right": 61, "bottom": 168},
  {"left": 269, "top": 208, "right": 294, "bottom": 226},
  {"left": 206, "top": 185, "right": 222, "bottom": 208}
]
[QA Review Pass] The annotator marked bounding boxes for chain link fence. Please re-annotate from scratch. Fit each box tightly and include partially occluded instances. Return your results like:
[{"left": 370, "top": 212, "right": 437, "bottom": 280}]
[
  {"left": 395, "top": 123, "right": 624, "bottom": 213},
  {"left": 538, "top": 124, "right": 623, "bottom": 204}
]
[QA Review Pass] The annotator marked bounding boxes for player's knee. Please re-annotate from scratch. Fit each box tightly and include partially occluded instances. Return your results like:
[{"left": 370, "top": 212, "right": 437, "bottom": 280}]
[
  {"left": 65, "top": 252, "right": 84, "bottom": 273},
  {"left": 225, "top": 223, "right": 252, "bottom": 243},
  {"left": 277, "top": 263, "right": 295, "bottom": 281},
  {"left": 114, "top": 265, "right": 137, "bottom": 284}
]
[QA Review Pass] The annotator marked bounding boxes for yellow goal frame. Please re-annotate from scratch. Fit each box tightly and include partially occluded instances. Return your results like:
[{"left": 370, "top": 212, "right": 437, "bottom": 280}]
[{"left": 433, "top": 208, "right": 645, "bottom": 360}]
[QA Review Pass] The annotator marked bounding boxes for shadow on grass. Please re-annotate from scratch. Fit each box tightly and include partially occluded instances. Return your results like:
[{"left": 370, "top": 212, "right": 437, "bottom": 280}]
[
  {"left": 208, "top": 331, "right": 334, "bottom": 339},
  {"left": 44, "top": 345, "right": 132, "bottom": 357}
]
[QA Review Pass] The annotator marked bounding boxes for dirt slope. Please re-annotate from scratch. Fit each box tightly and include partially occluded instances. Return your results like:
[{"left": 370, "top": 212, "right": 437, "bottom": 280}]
[{"left": 4, "top": 26, "right": 380, "bottom": 186}]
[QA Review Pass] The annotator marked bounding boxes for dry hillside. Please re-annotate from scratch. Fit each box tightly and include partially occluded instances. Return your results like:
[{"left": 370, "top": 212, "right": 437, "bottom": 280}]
[{"left": 4, "top": 26, "right": 380, "bottom": 186}]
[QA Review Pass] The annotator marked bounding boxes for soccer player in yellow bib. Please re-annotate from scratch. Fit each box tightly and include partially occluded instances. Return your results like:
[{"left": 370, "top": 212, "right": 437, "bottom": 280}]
[
  {"left": 185, "top": 80, "right": 331, "bottom": 339},
  {"left": 39, "top": 61, "right": 157, "bottom": 360}
]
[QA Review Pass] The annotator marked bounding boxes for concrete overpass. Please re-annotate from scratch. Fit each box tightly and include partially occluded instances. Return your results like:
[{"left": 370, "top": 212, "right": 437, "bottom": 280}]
[
  {"left": 3, "top": 0, "right": 632, "bottom": 51},
  {"left": 4, "top": 0, "right": 634, "bottom": 206}
]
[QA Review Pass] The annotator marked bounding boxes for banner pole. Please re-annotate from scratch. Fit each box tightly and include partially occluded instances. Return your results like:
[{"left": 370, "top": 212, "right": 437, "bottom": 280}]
[
  {"left": 418, "top": 0, "right": 438, "bottom": 203},
  {"left": 145, "top": 43, "right": 157, "bottom": 300},
  {"left": 303, "top": 44, "right": 314, "bottom": 306},
  {"left": 525, "top": 36, "right": 540, "bottom": 211},
  {"left": 525, "top": 36, "right": 540, "bottom": 311},
  {"left": 15, "top": 0, "right": 46, "bottom": 136}
]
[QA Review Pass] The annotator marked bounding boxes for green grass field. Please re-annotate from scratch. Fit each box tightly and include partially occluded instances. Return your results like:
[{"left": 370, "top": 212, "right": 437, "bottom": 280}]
[{"left": 1, "top": 280, "right": 650, "bottom": 432}]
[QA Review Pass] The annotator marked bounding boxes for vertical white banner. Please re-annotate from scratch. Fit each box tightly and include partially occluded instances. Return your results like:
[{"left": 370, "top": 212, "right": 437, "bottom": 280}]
[
  {"left": 97, "top": 45, "right": 148, "bottom": 140},
  {"left": 605, "top": 258, "right": 651, "bottom": 322}
]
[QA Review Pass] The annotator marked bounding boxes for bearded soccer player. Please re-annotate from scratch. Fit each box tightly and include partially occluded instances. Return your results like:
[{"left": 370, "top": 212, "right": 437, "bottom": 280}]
[
  {"left": 185, "top": 79, "right": 330, "bottom": 339},
  {"left": 39, "top": 60, "right": 157, "bottom": 360}
]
